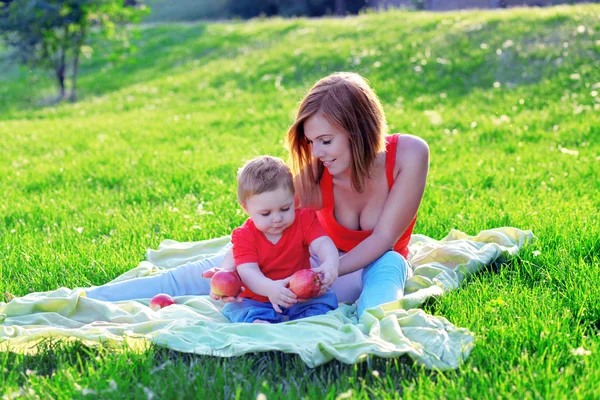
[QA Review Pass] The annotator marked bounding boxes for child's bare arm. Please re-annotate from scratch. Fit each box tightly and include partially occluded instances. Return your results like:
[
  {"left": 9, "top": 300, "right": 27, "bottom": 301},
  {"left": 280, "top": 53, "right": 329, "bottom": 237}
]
[
  {"left": 237, "top": 263, "right": 297, "bottom": 313},
  {"left": 309, "top": 236, "right": 339, "bottom": 288}
]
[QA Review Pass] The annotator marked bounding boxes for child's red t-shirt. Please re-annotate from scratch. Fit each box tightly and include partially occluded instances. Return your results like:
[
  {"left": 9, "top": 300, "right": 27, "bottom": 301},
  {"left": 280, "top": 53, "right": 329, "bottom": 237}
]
[{"left": 232, "top": 208, "right": 327, "bottom": 302}]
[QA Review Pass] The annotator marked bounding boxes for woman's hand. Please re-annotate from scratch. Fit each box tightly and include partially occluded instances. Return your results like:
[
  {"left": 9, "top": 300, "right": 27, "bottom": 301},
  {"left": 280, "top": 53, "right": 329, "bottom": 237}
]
[
  {"left": 312, "top": 261, "right": 339, "bottom": 295},
  {"left": 265, "top": 277, "right": 297, "bottom": 313},
  {"left": 202, "top": 267, "right": 245, "bottom": 303}
]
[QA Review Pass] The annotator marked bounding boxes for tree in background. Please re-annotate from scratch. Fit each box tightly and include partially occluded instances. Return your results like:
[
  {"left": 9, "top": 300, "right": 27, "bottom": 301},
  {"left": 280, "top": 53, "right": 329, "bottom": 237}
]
[
  {"left": 0, "top": 0, "right": 147, "bottom": 102},
  {"left": 227, "top": 0, "right": 368, "bottom": 19}
]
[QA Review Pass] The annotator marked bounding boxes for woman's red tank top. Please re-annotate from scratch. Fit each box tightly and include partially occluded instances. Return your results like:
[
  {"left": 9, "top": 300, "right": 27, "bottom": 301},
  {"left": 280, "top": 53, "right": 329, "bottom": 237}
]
[{"left": 316, "top": 134, "right": 416, "bottom": 259}]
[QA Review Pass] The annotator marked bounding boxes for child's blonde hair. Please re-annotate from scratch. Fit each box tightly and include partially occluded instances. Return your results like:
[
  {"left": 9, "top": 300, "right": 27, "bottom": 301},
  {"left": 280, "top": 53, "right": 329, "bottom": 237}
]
[
  {"left": 286, "top": 72, "right": 387, "bottom": 207},
  {"left": 237, "top": 156, "right": 295, "bottom": 205}
]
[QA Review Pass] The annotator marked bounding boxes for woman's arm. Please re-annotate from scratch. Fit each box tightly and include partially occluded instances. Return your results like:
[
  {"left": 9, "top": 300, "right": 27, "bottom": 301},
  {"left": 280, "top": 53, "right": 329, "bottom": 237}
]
[
  {"left": 219, "top": 248, "right": 235, "bottom": 271},
  {"left": 338, "top": 136, "right": 430, "bottom": 275},
  {"left": 309, "top": 236, "right": 339, "bottom": 287}
]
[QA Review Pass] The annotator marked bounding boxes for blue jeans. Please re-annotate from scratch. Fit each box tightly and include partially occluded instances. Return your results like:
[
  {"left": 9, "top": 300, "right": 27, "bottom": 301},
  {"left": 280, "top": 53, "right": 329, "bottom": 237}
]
[
  {"left": 85, "top": 254, "right": 226, "bottom": 301},
  {"left": 354, "top": 251, "right": 409, "bottom": 316},
  {"left": 222, "top": 290, "right": 338, "bottom": 323}
]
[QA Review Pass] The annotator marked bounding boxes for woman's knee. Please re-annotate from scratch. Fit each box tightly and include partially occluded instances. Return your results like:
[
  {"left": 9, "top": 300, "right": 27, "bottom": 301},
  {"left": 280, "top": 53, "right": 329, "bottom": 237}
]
[{"left": 362, "top": 251, "right": 407, "bottom": 282}]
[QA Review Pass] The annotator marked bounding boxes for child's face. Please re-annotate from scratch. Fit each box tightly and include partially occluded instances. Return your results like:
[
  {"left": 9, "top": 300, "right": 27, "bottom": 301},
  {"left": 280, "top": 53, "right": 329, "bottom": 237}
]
[{"left": 244, "top": 186, "right": 295, "bottom": 236}]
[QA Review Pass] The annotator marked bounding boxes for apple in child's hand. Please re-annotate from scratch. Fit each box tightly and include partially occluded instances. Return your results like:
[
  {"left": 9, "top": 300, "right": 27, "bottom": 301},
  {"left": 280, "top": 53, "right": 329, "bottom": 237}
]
[
  {"left": 210, "top": 271, "right": 242, "bottom": 297},
  {"left": 149, "top": 293, "right": 176, "bottom": 311},
  {"left": 289, "top": 269, "right": 321, "bottom": 299}
]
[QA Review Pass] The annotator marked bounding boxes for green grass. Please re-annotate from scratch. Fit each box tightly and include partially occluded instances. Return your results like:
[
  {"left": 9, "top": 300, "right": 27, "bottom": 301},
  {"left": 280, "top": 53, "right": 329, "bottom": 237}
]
[{"left": 1, "top": 4, "right": 600, "bottom": 399}]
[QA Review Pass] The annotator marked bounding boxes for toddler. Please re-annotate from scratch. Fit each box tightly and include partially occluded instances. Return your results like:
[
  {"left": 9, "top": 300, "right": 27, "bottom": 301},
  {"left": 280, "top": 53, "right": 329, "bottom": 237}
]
[{"left": 222, "top": 156, "right": 339, "bottom": 323}]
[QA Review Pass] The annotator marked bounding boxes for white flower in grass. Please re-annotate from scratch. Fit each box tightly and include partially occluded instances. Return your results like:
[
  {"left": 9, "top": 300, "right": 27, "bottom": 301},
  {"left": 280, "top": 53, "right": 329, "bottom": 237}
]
[
  {"left": 256, "top": 394, "right": 267, "bottom": 400},
  {"left": 75, "top": 227, "right": 84, "bottom": 234},
  {"left": 559, "top": 146, "right": 579, "bottom": 156},
  {"left": 336, "top": 390, "right": 354, "bottom": 400},
  {"left": 424, "top": 110, "right": 442, "bottom": 125},
  {"left": 571, "top": 347, "right": 591, "bottom": 356},
  {"left": 138, "top": 384, "right": 155, "bottom": 400},
  {"left": 197, "top": 203, "right": 214, "bottom": 215},
  {"left": 532, "top": 250, "right": 541, "bottom": 257}
]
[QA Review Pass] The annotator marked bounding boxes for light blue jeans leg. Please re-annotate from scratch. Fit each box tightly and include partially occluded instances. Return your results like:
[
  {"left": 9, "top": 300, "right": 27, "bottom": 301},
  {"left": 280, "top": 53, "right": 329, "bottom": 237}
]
[
  {"left": 356, "top": 251, "right": 409, "bottom": 317},
  {"left": 84, "top": 253, "right": 226, "bottom": 301}
]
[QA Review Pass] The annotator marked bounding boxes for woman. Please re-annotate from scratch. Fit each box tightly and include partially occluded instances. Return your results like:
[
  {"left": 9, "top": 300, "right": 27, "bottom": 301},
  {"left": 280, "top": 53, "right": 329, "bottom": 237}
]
[{"left": 86, "top": 72, "right": 429, "bottom": 317}]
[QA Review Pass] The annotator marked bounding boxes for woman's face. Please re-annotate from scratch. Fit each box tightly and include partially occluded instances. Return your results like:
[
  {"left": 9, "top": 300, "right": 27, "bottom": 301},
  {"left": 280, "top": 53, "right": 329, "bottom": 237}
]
[{"left": 303, "top": 113, "right": 351, "bottom": 177}]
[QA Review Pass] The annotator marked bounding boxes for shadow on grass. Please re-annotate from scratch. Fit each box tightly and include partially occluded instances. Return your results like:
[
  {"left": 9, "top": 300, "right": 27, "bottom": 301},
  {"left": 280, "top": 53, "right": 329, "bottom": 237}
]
[
  {"left": 1, "top": 338, "right": 437, "bottom": 396},
  {"left": 150, "top": 344, "right": 431, "bottom": 396}
]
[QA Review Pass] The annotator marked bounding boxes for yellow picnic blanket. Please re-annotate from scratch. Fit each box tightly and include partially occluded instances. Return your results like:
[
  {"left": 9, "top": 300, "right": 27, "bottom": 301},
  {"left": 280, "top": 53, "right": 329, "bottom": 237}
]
[{"left": 0, "top": 227, "right": 534, "bottom": 369}]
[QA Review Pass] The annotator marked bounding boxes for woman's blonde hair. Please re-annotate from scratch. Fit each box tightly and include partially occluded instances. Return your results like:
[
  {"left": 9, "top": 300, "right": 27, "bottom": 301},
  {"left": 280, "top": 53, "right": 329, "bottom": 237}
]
[
  {"left": 286, "top": 72, "right": 387, "bottom": 207},
  {"left": 237, "top": 155, "right": 294, "bottom": 206}
]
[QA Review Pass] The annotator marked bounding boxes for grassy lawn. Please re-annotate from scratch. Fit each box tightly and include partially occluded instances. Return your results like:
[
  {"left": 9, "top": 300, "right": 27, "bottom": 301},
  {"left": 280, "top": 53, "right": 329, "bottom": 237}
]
[{"left": 1, "top": 4, "right": 599, "bottom": 399}]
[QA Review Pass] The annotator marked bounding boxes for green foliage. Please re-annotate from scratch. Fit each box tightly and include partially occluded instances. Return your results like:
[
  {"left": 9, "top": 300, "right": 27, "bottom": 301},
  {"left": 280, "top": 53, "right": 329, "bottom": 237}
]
[
  {"left": 0, "top": 0, "right": 147, "bottom": 101},
  {"left": 142, "top": 0, "right": 230, "bottom": 22},
  {"left": 143, "top": 0, "right": 369, "bottom": 22},
  {"left": 1, "top": 4, "right": 600, "bottom": 399}
]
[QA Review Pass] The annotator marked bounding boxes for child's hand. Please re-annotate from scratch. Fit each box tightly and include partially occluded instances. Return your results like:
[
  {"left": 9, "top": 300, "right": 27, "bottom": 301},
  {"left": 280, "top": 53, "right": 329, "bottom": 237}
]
[
  {"left": 202, "top": 267, "right": 245, "bottom": 303},
  {"left": 266, "top": 277, "right": 297, "bottom": 313}
]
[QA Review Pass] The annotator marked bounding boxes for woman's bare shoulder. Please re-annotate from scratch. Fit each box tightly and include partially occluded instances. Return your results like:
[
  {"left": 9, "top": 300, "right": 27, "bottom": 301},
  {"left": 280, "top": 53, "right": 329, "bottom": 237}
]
[{"left": 394, "top": 134, "right": 430, "bottom": 173}]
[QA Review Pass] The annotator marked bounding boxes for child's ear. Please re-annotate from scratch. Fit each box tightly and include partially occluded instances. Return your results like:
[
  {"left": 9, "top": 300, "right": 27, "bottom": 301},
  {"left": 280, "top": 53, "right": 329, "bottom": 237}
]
[{"left": 240, "top": 204, "right": 248, "bottom": 213}]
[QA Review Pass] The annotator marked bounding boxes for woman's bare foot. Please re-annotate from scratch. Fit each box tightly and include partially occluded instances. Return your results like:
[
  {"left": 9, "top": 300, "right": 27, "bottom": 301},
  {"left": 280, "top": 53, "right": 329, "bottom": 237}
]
[{"left": 252, "top": 319, "right": 271, "bottom": 324}]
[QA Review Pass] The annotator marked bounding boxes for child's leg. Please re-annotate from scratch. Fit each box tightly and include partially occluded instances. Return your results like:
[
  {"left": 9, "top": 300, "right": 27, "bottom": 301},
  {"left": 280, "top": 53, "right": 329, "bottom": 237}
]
[
  {"left": 356, "top": 251, "right": 409, "bottom": 317},
  {"left": 85, "top": 254, "right": 226, "bottom": 301},
  {"left": 222, "top": 299, "right": 284, "bottom": 323},
  {"left": 287, "top": 290, "right": 338, "bottom": 321}
]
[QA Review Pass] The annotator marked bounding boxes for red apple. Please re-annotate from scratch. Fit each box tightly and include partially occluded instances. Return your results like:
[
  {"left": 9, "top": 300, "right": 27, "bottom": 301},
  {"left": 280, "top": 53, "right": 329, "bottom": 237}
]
[
  {"left": 149, "top": 293, "right": 176, "bottom": 311},
  {"left": 289, "top": 269, "right": 321, "bottom": 299},
  {"left": 210, "top": 271, "right": 242, "bottom": 297}
]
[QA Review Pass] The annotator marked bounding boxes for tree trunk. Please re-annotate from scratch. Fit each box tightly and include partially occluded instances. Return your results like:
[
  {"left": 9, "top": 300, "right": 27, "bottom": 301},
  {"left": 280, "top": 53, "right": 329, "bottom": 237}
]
[
  {"left": 55, "top": 47, "right": 66, "bottom": 101},
  {"left": 53, "top": 25, "right": 70, "bottom": 102},
  {"left": 70, "top": 31, "right": 84, "bottom": 102}
]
